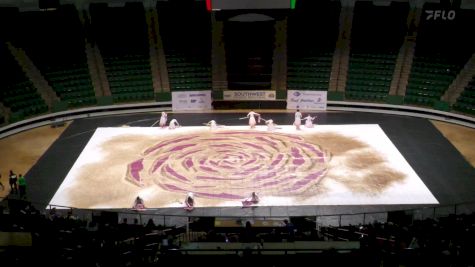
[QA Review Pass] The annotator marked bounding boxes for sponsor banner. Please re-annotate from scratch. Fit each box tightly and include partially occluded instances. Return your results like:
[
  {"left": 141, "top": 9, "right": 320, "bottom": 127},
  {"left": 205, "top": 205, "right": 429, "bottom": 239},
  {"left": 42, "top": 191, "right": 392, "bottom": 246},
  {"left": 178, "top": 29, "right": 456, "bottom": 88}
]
[
  {"left": 172, "top": 90, "right": 212, "bottom": 111},
  {"left": 223, "top": 90, "right": 276, "bottom": 101},
  {"left": 286, "top": 90, "right": 327, "bottom": 110}
]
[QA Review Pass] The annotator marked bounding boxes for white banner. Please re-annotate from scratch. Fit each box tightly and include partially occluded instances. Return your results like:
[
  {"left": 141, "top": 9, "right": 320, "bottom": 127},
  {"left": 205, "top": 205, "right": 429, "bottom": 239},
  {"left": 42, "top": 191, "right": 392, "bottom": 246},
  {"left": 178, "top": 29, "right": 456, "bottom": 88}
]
[
  {"left": 286, "top": 90, "right": 327, "bottom": 110},
  {"left": 223, "top": 90, "right": 276, "bottom": 101},
  {"left": 172, "top": 90, "right": 212, "bottom": 111}
]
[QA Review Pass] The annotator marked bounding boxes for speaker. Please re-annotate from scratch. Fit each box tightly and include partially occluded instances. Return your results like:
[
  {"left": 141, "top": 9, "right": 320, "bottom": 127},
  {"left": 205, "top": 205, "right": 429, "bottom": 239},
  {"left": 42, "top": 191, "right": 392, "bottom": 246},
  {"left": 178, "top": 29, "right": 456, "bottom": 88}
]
[{"left": 39, "top": 0, "right": 60, "bottom": 9}]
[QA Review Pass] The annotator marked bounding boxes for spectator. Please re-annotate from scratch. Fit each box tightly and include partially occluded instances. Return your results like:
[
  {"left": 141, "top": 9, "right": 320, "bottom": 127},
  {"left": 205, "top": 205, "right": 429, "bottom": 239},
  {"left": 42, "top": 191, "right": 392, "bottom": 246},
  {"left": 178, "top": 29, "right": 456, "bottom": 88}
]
[
  {"left": 0, "top": 173, "right": 4, "bottom": 191},
  {"left": 9, "top": 170, "right": 18, "bottom": 194},
  {"left": 241, "top": 221, "right": 255, "bottom": 243},
  {"left": 284, "top": 219, "right": 295, "bottom": 242},
  {"left": 18, "top": 174, "right": 26, "bottom": 199},
  {"left": 145, "top": 218, "right": 156, "bottom": 232}
]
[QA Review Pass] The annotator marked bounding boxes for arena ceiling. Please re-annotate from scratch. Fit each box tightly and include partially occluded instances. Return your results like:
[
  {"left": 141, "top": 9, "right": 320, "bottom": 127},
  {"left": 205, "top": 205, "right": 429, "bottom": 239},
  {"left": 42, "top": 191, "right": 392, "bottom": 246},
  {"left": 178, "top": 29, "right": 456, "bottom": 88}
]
[{"left": 1, "top": 0, "right": 475, "bottom": 11}]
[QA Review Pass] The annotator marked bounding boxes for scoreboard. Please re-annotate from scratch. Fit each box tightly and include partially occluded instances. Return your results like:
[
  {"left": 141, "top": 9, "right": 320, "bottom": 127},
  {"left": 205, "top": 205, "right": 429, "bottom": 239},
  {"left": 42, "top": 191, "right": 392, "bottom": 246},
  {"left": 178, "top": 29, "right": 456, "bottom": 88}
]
[{"left": 207, "top": 0, "right": 297, "bottom": 11}]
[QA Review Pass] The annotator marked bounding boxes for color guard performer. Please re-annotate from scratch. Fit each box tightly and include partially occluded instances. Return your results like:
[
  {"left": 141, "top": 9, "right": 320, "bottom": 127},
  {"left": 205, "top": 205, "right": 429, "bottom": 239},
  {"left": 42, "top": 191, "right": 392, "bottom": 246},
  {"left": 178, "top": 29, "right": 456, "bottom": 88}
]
[
  {"left": 159, "top": 112, "right": 168, "bottom": 128},
  {"left": 294, "top": 109, "right": 303, "bottom": 130},
  {"left": 303, "top": 114, "right": 316, "bottom": 128},
  {"left": 246, "top": 110, "right": 261, "bottom": 129},
  {"left": 264, "top": 119, "right": 277, "bottom": 131},
  {"left": 169, "top": 119, "right": 180, "bottom": 129},
  {"left": 242, "top": 192, "right": 259, "bottom": 207},
  {"left": 184, "top": 192, "right": 195, "bottom": 211}
]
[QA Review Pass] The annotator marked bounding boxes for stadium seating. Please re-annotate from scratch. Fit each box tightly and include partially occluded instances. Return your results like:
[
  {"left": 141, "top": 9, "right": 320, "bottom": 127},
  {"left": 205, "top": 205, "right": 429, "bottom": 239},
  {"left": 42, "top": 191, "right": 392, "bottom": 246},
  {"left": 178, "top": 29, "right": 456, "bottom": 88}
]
[
  {"left": 157, "top": 1, "right": 212, "bottom": 91},
  {"left": 453, "top": 76, "right": 475, "bottom": 115},
  {"left": 287, "top": 1, "right": 340, "bottom": 91},
  {"left": 0, "top": 1, "right": 475, "bottom": 124},
  {"left": 346, "top": 2, "right": 409, "bottom": 102},
  {"left": 0, "top": 42, "right": 48, "bottom": 121},
  {"left": 90, "top": 2, "right": 154, "bottom": 102},
  {"left": 405, "top": 3, "right": 474, "bottom": 107},
  {"left": 15, "top": 5, "right": 96, "bottom": 108}
]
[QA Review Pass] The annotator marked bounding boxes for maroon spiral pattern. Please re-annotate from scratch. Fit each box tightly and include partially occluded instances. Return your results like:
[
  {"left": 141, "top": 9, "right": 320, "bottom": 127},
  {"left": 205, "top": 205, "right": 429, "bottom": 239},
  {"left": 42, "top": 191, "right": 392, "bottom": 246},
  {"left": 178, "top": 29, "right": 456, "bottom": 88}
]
[{"left": 125, "top": 131, "right": 329, "bottom": 200}]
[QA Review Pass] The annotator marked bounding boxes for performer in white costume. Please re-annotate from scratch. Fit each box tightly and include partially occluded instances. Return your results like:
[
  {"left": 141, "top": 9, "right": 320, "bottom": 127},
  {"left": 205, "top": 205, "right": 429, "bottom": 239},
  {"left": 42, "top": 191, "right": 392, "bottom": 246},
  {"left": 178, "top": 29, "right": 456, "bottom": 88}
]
[
  {"left": 264, "top": 119, "right": 277, "bottom": 131},
  {"left": 168, "top": 119, "right": 180, "bottom": 129},
  {"left": 206, "top": 120, "right": 218, "bottom": 129},
  {"left": 159, "top": 112, "right": 168, "bottom": 128},
  {"left": 246, "top": 110, "right": 261, "bottom": 129},
  {"left": 303, "top": 114, "right": 316, "bottom": 128},
  {"left": 293, "top": 109, "right": 303, "bottom": 130},
  {"left": 132, "top": 196, "right": 146, "bottom": 211},
  {"left": 184, "top": 192, "right": 195, "bottom": 211},
  {"left": 242, "top": 192, "right": 259, "bottom": 208}
]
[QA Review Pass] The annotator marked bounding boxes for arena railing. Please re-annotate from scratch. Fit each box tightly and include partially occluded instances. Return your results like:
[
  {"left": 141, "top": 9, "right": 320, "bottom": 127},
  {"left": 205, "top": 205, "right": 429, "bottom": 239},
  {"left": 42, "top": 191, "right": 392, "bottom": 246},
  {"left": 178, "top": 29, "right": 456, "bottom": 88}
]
[
  {"left": 0, "top": 101, "right": 172, "bottom": 139},
  {"left": 35, "top": 200, "right": 475, "bottom": 229},
  {"left": 1, "top": 100, "right": 474, "bottom": 139}
]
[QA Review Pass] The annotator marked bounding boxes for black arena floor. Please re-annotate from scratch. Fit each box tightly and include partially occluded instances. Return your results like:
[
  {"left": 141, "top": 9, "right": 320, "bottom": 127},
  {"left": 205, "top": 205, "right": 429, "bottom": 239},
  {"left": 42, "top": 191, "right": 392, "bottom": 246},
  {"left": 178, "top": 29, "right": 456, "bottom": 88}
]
[{"left": 21, "top": 111, "right": 475, "bottom": 219}]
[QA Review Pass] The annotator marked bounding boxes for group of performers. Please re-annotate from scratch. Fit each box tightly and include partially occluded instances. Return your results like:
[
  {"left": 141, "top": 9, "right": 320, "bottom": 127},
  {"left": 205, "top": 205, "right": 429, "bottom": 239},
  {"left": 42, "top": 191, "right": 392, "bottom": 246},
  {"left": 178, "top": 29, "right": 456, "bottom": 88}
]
[
  {"left": 136, "top": 109, "right": 317, "bottom": 211},
  {"left": 133, "top": 191, "right": 260, "bottom": 211},
  {"left": 157, "top": 109, "right": 317, "bottom": 131},
  {"left": 245, "top": 109, "right": 316, "bottom": 130},
  {"left": 159, "top": 112, "right": 180, "bottom": 129}
]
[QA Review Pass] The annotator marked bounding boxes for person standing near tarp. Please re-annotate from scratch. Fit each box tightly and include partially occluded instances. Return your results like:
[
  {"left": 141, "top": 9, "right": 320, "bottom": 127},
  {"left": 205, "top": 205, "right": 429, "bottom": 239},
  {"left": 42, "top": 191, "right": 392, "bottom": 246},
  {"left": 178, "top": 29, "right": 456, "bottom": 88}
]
[
  {"left": 0, "top": 173, "right": 4, "bottom": 191},
  {"left": 9, "top": 170, "right": 18, "bottom": 194},
  {"left": 18, "top": 174, "right": 26, "bottom": 199}
]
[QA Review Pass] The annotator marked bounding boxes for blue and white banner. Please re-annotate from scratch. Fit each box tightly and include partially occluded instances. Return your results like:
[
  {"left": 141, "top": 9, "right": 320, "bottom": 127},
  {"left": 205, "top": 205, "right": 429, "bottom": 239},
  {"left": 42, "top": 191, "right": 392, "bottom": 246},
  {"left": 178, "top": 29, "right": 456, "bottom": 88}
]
[
  {"left": 223, "top": 90, "right": 276, "bottom": 101},
  {"left": 286, "top": 90, "right": 327, "bottom": 110},
  {"left": 172, "top": 90, "right": 212, "bottom": 111}
]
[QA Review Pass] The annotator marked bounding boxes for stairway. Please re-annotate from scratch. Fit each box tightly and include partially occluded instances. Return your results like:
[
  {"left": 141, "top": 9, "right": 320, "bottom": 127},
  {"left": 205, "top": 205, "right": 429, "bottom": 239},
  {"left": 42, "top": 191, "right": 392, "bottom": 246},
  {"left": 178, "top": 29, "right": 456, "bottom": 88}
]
[
  {"left": 211, "top": 13, "right": 228, "bottom": 91},
  {"left": 389, "top": 6, "right": 421, "bottom": 96},
  {"left": 330, "top": 6, "right": 353, "bottom": 92},
  {"left": 151, "top": 9, "right": 170, "bottom": 92},
  {"left": 6, "top": 42, "right": 58, "bottom": 107},
  {"left": 443, "top": 52, "right": 475, "bottom": 104},
  {"left": 78, "top": 8, "right": 105, "bottom": 98},
  {"left": 146, "top": 8, "right": 163, "bottom": 93},
  {"left": 86, "top": 42, "right": 110, "bottom": 97},
  {"left": 271, "top": 18, "right": 287, "bottom": 93},
  {"left": 389, "top": 38, "right": 416, "bottom": 96}
]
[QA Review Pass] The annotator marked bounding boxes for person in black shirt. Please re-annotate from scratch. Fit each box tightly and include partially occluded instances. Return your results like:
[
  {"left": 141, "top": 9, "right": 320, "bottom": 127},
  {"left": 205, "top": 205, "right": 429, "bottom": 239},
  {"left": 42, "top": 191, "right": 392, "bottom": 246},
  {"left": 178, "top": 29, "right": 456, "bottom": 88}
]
[{"left": 9, "top": 170, "right": 18, "bottom": 194}]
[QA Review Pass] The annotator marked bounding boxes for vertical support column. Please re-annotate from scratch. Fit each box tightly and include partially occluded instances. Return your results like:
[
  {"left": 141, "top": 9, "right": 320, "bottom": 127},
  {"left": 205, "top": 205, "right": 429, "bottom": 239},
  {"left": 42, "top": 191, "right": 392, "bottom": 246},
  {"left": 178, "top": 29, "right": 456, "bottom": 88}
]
[
  {"left": 79, "top": 6, "right": 111, "bottom": 97},
  {"left": 6, "top": 42, "right": 58, "bottom": 107},
  {"left": 151, "top": 8, "right": 170, "bottom": 92},
  {"left": 329, "top": 0, "right": 354, "bottom": 93},
  {"left": 391, "top": 1, "right": 423, "bottom": 96},
  {"left": 271, "top": 17, "right": 288, "bottom": 94},
  {"left": 443, "top": 52, "right": 475, "bottom": 103},
  {"left": 78, "top": 7, "right": 104, "bottom": 97},
  {"left": 145, "top": 8, "right": 163, "bottom": 93},
  {"left": 211, "top": 13, "right": 228, "bottom": 91}
]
